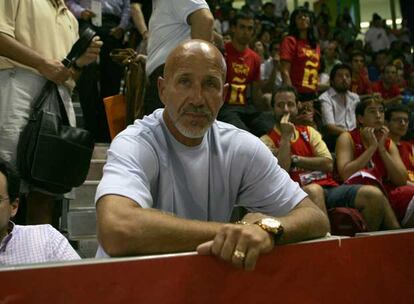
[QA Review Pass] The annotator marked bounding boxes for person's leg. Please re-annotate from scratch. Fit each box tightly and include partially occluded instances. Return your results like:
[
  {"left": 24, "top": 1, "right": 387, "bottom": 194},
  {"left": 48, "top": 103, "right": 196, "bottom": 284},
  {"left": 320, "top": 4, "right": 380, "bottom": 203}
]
[
  {"left": 352, "top": 185, "right": 385, "bottom": 231},
  {"left": 25, "top": 191, "right": 56, "bottom": 225},
  {"left": 387, "top": 185, "right": 414, "bottom": 228},
  {"left": 302, "top": 183, "right": 327, "bottom": 215}
]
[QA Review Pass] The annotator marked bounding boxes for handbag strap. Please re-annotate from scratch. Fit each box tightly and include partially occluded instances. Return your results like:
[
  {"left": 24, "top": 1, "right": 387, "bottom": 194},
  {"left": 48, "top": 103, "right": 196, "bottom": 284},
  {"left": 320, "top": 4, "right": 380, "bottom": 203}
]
[
  {"left": 32, "top": 27, "right": 97, "bottom": 116},
  {"left": 62, "top": 27, "right": 96, "bottom": 68}
]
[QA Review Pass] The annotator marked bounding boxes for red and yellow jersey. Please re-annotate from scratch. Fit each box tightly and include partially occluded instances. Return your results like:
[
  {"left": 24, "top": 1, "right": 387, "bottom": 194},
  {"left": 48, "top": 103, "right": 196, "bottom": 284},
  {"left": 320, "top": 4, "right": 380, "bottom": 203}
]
[
  {"left": 265, "top": 125, "right": 338, "bottom": 187},
  {"left": 280, "top": 36, "right": 320, "bottom": 94},
  {"left": 224, "top": 42, "right": 261, "bottom": 106},
  {"left": 397, "top": 141, "right": 414, "bottom": 182},
  {"left": 349, "top": 128, "right": 391, "bottom": 181}
]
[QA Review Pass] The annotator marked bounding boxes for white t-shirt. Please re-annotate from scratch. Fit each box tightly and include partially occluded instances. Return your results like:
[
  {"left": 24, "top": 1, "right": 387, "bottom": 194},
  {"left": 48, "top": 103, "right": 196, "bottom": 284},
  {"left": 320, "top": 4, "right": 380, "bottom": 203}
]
[
  {"left": 96, "top": 109, "right": 306, "bottom": 221},
  {"left": 146, "top": 0, "right": 209, "bottom": 76},
  {"left": 364, "top": 27, "right": 390, "bottom": 53}
]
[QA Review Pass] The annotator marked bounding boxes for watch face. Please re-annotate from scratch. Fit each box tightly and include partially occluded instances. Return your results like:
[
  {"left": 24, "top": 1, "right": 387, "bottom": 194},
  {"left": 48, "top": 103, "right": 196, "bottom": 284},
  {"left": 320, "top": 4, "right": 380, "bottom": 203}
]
[{"left": 262, "top": 218, "right": 280, "bottom": 229}]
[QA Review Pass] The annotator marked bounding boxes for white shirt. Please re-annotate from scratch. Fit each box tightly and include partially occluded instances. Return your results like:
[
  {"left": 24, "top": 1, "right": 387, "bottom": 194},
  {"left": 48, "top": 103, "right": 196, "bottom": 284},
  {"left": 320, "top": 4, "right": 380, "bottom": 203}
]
[
  {"left": 319, "top": 87, "right": 360, "bottom": 131},
  {"left": 0, "top": 222, "right": 80, "bottom": 266},
  {"left": 95, "top": 109, "right": 307, "bottom": 257},
  {"left": 364, "top": 26, "right": 390, "bottom": 53},
  {"left": 146, "top": 0, "right": 209, "bottom": 76}
]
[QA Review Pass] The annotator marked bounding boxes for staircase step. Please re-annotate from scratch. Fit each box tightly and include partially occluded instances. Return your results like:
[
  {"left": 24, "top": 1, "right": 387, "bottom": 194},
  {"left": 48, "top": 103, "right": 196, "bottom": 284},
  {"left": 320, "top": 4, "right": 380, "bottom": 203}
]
[
  {"left": 71, "top": 181, "right": 99, "bottom": 209},
  {"left": 67, "top": 207, "right": 97, "bottom": 239},
  {"left": 92, "top": 143, "right": 109, "bottom": 160},
  {"left": 76, "top": 238, "right": 99, "bottom": 258},
  {"left": 86, "top": 159, "right": 106, "bottom": 180}
]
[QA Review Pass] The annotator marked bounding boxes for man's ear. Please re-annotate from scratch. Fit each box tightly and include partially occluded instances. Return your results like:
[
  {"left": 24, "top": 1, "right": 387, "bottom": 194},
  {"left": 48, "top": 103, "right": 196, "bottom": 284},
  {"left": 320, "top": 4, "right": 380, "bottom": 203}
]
[
  {"left": 157, "top": 76, "right": 167, "bottom": 106},
  {"left": 10, "top": 198, "right": 19, "bottom": 218}
]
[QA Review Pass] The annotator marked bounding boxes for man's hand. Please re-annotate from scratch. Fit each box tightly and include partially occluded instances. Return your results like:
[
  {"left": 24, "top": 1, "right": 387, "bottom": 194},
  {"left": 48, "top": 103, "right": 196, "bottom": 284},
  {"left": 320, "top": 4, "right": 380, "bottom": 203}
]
[
  {"left": 361, "top": 127, "right": 378, "bottom": 150},
  {"left": 110, "top": 27, "right": 125, "bottom": 40},
  {"left": 280, "top": 113, "right": 295, "bottom": 139},
  {"left": 37, "top": 59, "right": 72, "bottom": 85},
  {"left": 80, "top": 9, "right": 95, "bottom": 21},
  {"left": 196, "top": 223, "right": 274, "bottom": 271},
  {"left": 75, "top": 36, "right": 103, "bottom": 68},
  {"left": 376, "top": 126, "right": 389, "bottom": 151}
]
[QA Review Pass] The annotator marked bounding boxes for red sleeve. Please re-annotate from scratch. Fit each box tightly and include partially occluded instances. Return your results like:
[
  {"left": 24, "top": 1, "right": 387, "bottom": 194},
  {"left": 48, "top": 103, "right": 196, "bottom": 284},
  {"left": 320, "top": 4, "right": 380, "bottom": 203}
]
[
  {"left": 392, "top": 85, "right": 401, "bottom": 96},
  {"left": 279, "top": 36, "right": 297, "bottom": 62}
]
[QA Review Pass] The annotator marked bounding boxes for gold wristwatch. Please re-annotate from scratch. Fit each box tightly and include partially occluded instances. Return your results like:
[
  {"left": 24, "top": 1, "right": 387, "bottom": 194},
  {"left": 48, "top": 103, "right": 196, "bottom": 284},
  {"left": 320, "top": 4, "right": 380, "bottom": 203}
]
[{"left": 254, "top": 218, "right": 284, "bottom": 242}]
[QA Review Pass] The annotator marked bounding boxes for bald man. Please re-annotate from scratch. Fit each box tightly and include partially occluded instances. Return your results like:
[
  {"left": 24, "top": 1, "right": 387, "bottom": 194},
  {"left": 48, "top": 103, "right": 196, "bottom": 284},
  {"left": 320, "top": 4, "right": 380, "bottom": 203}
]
[{"left": 95, "top": 40, "right": 329, "bottom": 271}]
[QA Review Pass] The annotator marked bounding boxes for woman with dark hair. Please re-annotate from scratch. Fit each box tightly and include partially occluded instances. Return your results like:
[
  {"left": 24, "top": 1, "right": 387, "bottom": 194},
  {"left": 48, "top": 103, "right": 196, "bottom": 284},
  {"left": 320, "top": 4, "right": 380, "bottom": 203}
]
[
  {"left": 280, "top": 6, "right": 320, "bottom": 101},
  {"left": 279, "top": 6, "right": 320, "bottom": 127}
]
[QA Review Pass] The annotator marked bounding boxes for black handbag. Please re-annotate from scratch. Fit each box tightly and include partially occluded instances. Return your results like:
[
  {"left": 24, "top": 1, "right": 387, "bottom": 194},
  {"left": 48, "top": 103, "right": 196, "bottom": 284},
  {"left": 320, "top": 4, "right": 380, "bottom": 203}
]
[{"left": 17, "top": 28, "right": 96, "bottom": 194}]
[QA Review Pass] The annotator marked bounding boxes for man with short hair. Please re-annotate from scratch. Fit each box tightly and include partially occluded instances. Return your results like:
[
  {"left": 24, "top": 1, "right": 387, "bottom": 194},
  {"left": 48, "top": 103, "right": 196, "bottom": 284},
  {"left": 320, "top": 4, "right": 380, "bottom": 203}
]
[
  {"left": 95, "top": 40, "right": 329, "bottom": 271},
  {"left": 261, "top": 85, "right": 394, "bottom": 231},
  {"left": 385, "top": 105, "right": 414, "bottom": 186},
  {"left": 0, "top": 159, "right": 80, "bottom": 266},
  {"left": 349, "top": 51, "right": 372, "bottom": 97},
  {"left": 218, "top": 11, "right": 271, "bottom": 136},
  {"left": 336, "top": 96, "right": 413, "bottom": 227},
  {"left": 372, "top": 63, "right": 402, "bottom": 105},
  {"left": 319, "top": 63, "right": 360, "bottom": 150}
]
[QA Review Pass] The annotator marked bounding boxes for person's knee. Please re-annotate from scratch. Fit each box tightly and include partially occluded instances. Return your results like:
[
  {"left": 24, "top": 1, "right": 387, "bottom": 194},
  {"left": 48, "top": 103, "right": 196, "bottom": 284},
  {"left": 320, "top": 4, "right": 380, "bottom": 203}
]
[
  {"left": 303, "top": 183, "right": 325, "bottom": 208},
  {"left": 354, "top": 185, "right": 385, "bottom": 212}
]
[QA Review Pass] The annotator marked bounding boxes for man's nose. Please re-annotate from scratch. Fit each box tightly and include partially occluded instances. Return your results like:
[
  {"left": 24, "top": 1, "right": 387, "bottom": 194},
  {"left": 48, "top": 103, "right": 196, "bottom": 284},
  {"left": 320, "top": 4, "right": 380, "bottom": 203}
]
[{"left": 190, "top": 82, "right": 204, "bottom": 104}]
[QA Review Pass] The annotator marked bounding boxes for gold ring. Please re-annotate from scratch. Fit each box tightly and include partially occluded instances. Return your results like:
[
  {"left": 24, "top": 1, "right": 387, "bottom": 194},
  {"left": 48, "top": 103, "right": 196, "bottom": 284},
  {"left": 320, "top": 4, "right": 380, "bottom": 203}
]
[{"left": 233, "top": 249, "right": 245, "bottom": 260}]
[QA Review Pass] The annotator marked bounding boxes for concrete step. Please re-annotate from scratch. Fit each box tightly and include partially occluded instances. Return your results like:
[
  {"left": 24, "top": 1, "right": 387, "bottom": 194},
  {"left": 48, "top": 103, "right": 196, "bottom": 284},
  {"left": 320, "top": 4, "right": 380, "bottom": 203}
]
[
  {"left": 67, "top": 207, "right": 97, "bottom": 239},
  {"left": 86, "top": 159, "right": 106, "bottom": 180},
  {"left": 71, "top": 181, "right": 99, "bottom": 209},
  {"left": 92, "top": 143, "right": 109, "bottom": 160}
]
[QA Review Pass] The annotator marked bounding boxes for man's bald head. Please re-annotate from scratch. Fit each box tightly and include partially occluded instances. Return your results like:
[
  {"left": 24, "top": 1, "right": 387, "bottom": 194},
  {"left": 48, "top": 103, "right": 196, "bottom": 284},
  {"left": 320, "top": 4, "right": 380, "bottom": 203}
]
[{"left": 164, "top": 40, "right": 227, "bottom": 81}]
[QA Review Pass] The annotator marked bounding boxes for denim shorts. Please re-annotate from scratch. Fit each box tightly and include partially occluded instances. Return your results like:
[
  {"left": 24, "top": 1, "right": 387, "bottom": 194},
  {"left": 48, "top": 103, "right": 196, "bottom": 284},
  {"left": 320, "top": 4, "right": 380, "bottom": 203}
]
[{"left": 324, "top": 184, "right": 362, "bottom": 209}]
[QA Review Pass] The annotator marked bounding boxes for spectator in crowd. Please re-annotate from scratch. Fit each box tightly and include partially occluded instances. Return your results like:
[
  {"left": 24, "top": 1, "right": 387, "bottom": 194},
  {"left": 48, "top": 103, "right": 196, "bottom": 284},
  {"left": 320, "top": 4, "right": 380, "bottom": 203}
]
[
  {"left": 322, "top": 41, "right": 341, "bottom": 76},
  {"left": 350, "top": 51, "right": 373, "bottom": 97},
  {"left": 260, "top": 86, "right": 392, "bottom": 230},
  {"left": 364, "top": 13, "right": 390, "bottom": 54},
  {"left": 0, "top": 159, "right": 80, "bottom": 266},
  {"left": 372, "top": 63, "right": 402, "bottom": 105},
  {"left": 95, "top": 40, "right": 330, "bottom": 271},
  {"left": 319, "top": 64, "right": 360, "bottom": 150},
  {"left": 259, "top": 2, "right": 277, "bottom": 31},
  {"left": 336, "top": 96, "right": 413, "bottom": 228},
  {"left": 130, "top": 0, "right": 151, "bottom": 54},
  {"left": 386, "top": 105, "right": 414, "bottom": 186},
  {"left": 261, "top": 40, "right": 283, "bottom": 95},
  {"left": 144, "top": 0, "right": 214, "bottom": 115},
  {"left": 0, "top": 0, "right": 102, "bottom": 224},
  {"left": 368, "top": 49, "right": 389, "bottom": 82},
  {"left": 66, "top": 0, "right": 130, "bottom": 142},
  {"left": 218, "top": 12, "right": 272, "bottom": 136},
  {"left": 280, "top": 6, "right": 320, "bottom": 126},
  {"left": 402, "top": 71, "right": 414, "bottom": 140}
]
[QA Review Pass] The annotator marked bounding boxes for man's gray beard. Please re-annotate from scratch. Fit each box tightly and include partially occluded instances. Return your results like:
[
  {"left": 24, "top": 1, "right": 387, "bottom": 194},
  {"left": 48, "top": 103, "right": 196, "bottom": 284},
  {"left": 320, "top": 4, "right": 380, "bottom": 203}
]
[{"left": 174, "top": 120, "right": 212, "bottom": 139}]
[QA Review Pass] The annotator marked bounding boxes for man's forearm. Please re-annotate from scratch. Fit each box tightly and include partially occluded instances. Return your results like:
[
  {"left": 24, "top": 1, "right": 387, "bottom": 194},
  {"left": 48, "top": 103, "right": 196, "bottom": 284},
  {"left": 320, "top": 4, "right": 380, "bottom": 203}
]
[
  {"left": 97, "top": 196, "right": 223, "bottom": 256},
  {"left": 296, "top": 156, "right": 333, "bottom": 172},
  {"left": 378, "top": 149, "right": 407, "bottom": 186},
  {"left": 0, "top": 33, "right": 46, "bottom": 71},
  {"left": 340, "top": 147, "right": 376, "bottom": 180},
  {"left": 325, "top": 124, "right": 346, "bottom": 136},
  {"left": 276, "top": 138, "right": 292, "bottom": 170},
  {"left": 243, "top": 197, "right": 330, "bottom": 244}
]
